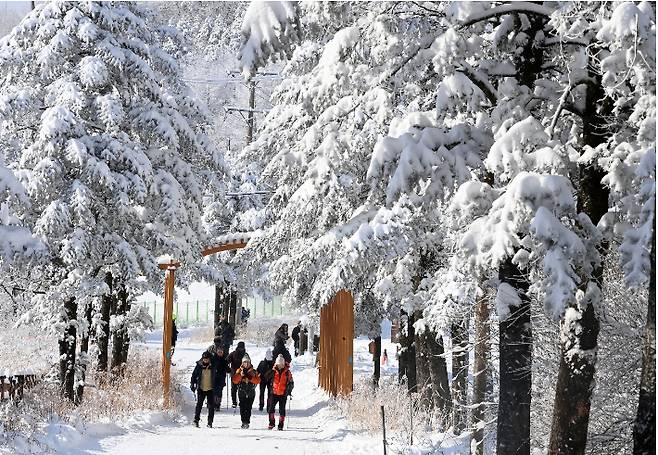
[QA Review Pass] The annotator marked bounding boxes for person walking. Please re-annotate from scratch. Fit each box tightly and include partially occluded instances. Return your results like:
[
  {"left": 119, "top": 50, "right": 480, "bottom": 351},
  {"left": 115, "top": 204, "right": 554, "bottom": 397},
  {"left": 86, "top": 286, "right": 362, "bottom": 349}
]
[
  {"left": 291, "top": 321, "right": 302, "bottom": 357},
  {"left": 190, "top": 351, "right": 216, "bottom": 428},
  {"left": 232, "top": 354, "right": 260, "bottom": 428},
  {"left": 256, "top": 348, "right": 274, "bottom": 411},
  {"left": 170, "top": 315, "right": 179, "bottom": 366},
  {"left": 273, "top": 323, "right": 289, "bottom": 345},
  {"left": 381, "top": 348, "right": 388, "bottom": 366},
  {"left": 227, "top": 341, "right": 247, "bottom": 408},
  {"left": 272, "top": 337, "right": 292, "bottom": 364},
  {"left": 215, "top": 316, "right": 235, "bottom": 352},
  {"left": 267, "top": 354, "right": 294, "bottom": 430},
  {"left": 206, "top": 337, "right": 230, "bottom": 411}
]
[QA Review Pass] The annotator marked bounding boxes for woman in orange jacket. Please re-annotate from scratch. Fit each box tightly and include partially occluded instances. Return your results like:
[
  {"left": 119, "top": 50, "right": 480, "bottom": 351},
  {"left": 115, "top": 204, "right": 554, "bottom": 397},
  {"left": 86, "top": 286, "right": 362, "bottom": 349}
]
[
  {"left": 267, "top": 354, "right": 294, "bottom": 430},
  {"left": 232, "top": 354, "right": 260, "bottom": 428}
]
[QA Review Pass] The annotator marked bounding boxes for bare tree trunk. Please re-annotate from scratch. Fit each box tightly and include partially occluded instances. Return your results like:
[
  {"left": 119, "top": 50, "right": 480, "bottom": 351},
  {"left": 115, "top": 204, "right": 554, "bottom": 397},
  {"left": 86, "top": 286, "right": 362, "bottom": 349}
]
[
  {"left": 59, "top": 297, "right": 77, "bottom": 401},
  {"left": 97, "top": 271, "right": 113, "bottom": 372},
  {"left": 452, "top": 318, "right": 468, "bottom": 434},
  {"left": 398, "top": 309, "right": 417, "bottom": 393},
  {"left": 415, "top": 311, "right": 433, "bottom": 410},
  {"left": 214, "top": 284, "right": 222, "bottom": 332},
  {"left": 373, "top": 336, "right": 381, "bottom": 387},
  {"left": 75, "top": 302, "right": 93, "bottom": 404},
  {"left": 426, "top": 329, "right": 451, "bottom": 424},
  {"left": 111, "top": 286, "right": 130, "bottom": 377},
  {"left": 548, "top": 50, "right": 612, "bottom": 455},
  {"left": 471, "top": 294, "right": 490, "bottom": 455},
  {"left": 634, "top": 213, "right": 656, "bottom": 454},
  {"left": 497, "top": 259, "right": 532, "bottom": 455}
]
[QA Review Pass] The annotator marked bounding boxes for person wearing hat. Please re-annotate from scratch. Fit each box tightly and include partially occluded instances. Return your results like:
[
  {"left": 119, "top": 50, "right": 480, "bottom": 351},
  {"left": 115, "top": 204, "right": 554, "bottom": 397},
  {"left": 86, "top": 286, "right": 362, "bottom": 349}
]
[
  {"left": 206, "top": 337, "right": 230, "bottom": 411},
  {"left": 227, "top": 341, "right": 247, "bottom": 408},
  {"left": 256, "top": 348, "right": 274, "bottom": 411},
  {"left": 267, "top": 354, "right": 294, "bottom": 430},
  {"left": 231, "top": 353, "right": 260, "bottom": 428},
  {"left": 190, "top": 351, "right": 217, "bottom": 427}
]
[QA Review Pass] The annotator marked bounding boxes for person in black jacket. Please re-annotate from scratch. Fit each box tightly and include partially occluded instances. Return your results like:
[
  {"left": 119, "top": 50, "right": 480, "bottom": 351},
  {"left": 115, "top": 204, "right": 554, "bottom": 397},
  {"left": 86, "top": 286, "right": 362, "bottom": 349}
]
[
  {"left": 206, "top": 339, "right": 231, "bottom": 411},
  {"left": 273, "top": 323, "right": 289, "bottom": 346},
  {"left": 227, "top": 341, "right": 247, "bottom": 408},
  {"left": 272, "top": 338, "right": 292, "bottom": 364},
  {"left": 215, "top": 317, "right": 235, "bottom": 352},
  {"left": 291, "top": 321, "right": 302, "bottom": 357},
  {"left": 256, "top": 348, "right": 274, "bottom": 411},
  {"left": 190, "top": 351, "right": 216, "bottom": 427},
  {"left": 170, "top": 316, "right": 179, "bottom": 366}
]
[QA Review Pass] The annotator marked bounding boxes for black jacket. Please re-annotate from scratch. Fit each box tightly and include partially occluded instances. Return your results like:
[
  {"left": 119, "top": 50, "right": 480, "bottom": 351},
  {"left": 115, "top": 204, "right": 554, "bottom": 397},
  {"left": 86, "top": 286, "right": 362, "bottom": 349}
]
[
  {"left": 207, "top": 349, "right": 231, "bottom": 389},
  {"left": 291, "top": 325, "right": 301, "bottom": 341},
  {"left": 273, "top": 324, "right": 289, "bottom": 345},
  {"left": 257, "top": 359, "right": 274, "bottom": 385},
  {"left": 272, "top": 340, "right": 292, "bottom": 364},
  {"left": 215, "top": 321, "right": 235, "bottom": 348},
  {"left": 171, "top": 321, "right": 179, "bottom": 345},
  {"left": 227, "top": 342, "right": 247, "bottom": 374},
  {"left": 191, "top": 360, "right": 218, "bottom": 392}
]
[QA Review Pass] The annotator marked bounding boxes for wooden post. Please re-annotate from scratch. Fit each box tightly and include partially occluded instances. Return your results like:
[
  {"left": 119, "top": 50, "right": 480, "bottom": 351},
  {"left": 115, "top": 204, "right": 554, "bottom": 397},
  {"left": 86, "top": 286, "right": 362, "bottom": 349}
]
[
  {"left": 318, "top": 290, "right": 354, "bottom": 396},
  {"left": 159, "top": 261, "right": 179, "bottom": 408}
]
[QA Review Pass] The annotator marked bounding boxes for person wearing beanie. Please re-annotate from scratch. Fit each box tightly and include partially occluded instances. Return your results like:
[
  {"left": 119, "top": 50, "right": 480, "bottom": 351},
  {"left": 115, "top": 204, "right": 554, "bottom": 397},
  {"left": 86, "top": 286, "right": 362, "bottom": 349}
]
[
  {"left": 267, "top": 354, "right": 294, "bottom": 430},
  {"left": 256, "top": 348, "right": 275, "bottom": 411},
  {"left": 190, "top": 351, "right": 218, "bottom": 427},
  {"left": 204, "top": 341, "right": 230, "bottom": 411},
  {"left": 232, "top": 353, "right": 260, "bottom": 428},
  {"left": 227, "top": 341, "right": 247, "bottom": 408}
]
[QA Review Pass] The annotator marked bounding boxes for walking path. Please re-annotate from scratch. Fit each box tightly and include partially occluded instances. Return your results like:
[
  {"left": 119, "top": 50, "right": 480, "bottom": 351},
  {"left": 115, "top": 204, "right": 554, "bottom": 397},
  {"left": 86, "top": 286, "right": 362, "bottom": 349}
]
[{"left": 72, "top": 329, "right": 386, "bottom": 455}]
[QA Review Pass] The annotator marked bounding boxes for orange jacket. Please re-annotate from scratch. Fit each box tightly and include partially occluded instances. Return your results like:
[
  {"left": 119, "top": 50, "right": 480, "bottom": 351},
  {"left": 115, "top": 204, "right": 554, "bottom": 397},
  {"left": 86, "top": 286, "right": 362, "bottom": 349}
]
[
  {"left": 232, "top": 365, "right": 260, "bottom": 385},
  {"left": 271, "top": 366, "right": 293, "bottom": 396}
]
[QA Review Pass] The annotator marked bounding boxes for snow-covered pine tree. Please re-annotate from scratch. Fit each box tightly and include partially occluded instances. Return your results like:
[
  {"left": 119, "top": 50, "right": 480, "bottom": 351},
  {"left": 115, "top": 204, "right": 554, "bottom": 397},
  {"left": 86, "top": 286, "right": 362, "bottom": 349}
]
[{"left": 0, "top": 1, "right": 217, "bottom": 400}]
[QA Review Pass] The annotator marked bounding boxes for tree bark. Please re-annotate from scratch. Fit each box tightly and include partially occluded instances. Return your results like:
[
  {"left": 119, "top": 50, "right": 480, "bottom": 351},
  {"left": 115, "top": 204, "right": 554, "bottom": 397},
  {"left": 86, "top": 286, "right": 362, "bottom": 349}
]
[
  {"left": 111, "top": 286, "right": 130, "bottom": 376},
  {"left": 97, "top": 271, "right": 113, "bottom": 372},
  {"left": 414, "top": 311, "right": 433, "bottom": 409},
  {"left": 214, "top": 284, "right": 222, "bottom": 332},
  {"left": 452, "top": 318, "right": 469, "bottom": 434},
  {"left": 471, "top": 294, "right": 491, "bottom": 455},
  {"left": 497, "top": 258, "right": 532, "bottom": 455},
  {"left": 75, "top": 302, "right": 93, "bottom": 404},
  {"left": 426, "top": 329, "right": 452, "bottom": 423},
  {"left": 398, "top": 309, "right": 417, "bottom": 393},
  {"left": 373, "top": 336, "right": 381, "bottom": 388},
  {"left": 633, "top": 213, "right": 656, "bottom": 454},
  {"left": 548, "top": 48, "right": 612, "bottom": 455},
  {"left": 59, "top": 297, "right": 77, "bottom": 401}
]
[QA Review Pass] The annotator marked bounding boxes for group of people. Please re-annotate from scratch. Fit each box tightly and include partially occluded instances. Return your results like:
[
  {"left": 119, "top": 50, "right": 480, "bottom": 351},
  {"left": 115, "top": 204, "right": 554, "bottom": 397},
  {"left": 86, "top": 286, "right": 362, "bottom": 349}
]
[{"left": 190, "top": 321, "right": 295, "bottom": 430}]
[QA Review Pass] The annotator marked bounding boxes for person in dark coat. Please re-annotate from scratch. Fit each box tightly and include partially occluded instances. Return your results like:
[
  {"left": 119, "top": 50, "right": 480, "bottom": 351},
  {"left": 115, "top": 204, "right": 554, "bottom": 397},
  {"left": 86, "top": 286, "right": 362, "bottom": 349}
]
[
  {"left": 227, "top": 341, "right": 247, "bottom": 407},
  {"left": 215, "top": 317, "right": 235, "bottom": 352},
  {"left": 267, "top": 354, "right": 294, "bottom": 430},
  {"left": 206, "top": 338, "right": 231, "bottom": 411},
  {"left": 256, "top": 348, "right": 274, "bottom": 411},
  {"left": 273, "top": 323, "right": 289, "bottom": 346},
  {"left": 291, "top": 321, "right": 302, "bottom": 357},
  {"left": 272, "top": 338, "right": 292, "bottom": 364},
  {"left": 190, "top": 351, "right": 217, "bottom": 427},
  {"left": 170, "top": 316, "right": 179, "bottom": 366},
  {"left": 231, "top": 353, "right": 260, "bottom": 429}
]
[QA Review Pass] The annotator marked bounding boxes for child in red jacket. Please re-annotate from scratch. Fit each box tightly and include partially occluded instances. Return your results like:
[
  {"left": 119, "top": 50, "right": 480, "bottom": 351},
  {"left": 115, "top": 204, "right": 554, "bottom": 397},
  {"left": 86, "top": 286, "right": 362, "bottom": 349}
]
[
  {"left": 268, "top": 354, "right": 294, "bottom": 430},
  {"left": 232, "top": 354, "right": 260, "bottom": 428}
]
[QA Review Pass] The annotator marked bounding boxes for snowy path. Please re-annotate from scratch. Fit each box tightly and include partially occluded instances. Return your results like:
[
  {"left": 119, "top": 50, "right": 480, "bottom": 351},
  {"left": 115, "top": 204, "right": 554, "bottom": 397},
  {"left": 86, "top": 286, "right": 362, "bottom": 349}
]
[{"left": 71, "top": 329, "right": 386, "bottom": 455}]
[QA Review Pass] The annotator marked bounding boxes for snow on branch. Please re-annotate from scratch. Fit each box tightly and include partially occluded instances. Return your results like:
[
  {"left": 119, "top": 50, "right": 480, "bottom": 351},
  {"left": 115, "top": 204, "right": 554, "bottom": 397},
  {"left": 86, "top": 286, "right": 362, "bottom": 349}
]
[
  {"left": 238, "top": 1, "right": 301, "bottom": 79},
  {"left": 459, "top": 2, "right": 554, "bottom": 29}
]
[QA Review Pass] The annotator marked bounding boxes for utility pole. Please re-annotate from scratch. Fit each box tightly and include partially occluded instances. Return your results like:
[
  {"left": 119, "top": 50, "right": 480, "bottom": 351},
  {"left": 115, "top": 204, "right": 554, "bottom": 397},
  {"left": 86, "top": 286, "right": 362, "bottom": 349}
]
[{"left": 246, "top": 79, "right": 255, "bottom": 145}]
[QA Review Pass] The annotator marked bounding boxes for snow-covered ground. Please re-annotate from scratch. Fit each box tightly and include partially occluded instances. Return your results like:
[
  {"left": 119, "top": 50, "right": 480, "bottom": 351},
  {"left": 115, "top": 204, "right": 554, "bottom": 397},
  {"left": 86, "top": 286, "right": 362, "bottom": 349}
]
[{"left": 30, "top": 328, "right": 398, "bottom": 455}]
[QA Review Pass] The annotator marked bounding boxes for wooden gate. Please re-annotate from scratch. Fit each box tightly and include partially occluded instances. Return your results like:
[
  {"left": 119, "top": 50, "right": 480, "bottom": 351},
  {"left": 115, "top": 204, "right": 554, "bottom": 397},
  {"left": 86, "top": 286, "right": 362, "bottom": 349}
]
[{"left": 318, "top": 290, "right": 354, "bottom": 396}]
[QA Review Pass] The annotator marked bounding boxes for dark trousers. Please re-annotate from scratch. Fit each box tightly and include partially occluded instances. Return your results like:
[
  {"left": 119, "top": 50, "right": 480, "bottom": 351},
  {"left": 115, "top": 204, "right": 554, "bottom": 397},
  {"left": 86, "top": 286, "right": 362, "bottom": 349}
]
[
  {"left": 268, "top": 394, "right": 287, "bottom": 417},
  {"left": 194, "top": 390, "right": 215, "bottom": 424},
  {"left": 258, "top": 382, "right": 271, "bottom": 409},
  {"left": 238, "top": 387, "right": 256, "bottom": 424},
  {"left": 293, "top": 339, "right": 299, "bottom": 356},
  {"left": 213, "top": 384, "right": 225, "bottom": 410},
  {"left": 231, "top": 382, "right": 238, "bottom": 406}
]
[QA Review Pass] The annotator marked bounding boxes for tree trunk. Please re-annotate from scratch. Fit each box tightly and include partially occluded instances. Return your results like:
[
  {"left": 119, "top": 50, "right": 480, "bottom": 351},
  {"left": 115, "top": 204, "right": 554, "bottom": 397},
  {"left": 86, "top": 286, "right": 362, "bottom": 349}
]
[
  {"left": 471, "top": 294, "right": 490, "bottom": 455},
  {"left": 59, "top": 297, "right": 77, "bottom": 401},
  {"left": 97, "top": 271, "right": 113, "bottom": 372},
  {"left": 228, "top": 288, "right": 238, "bottom": 329},
  {"left": 548, "top": 49, "right": 612, "bottom": 455},
  {"left": 452, "top": 318, "right": 468, "bottom": 434},
  {"left": 75, "top": 302, "right": 93, "bottom": 404},
  {"left": 398, "top": 309, "right": 417, "bottom": 393},
  {"left": 426, "top": 329, "right": 452, "bottom": 424},
  {"left": 214, "top": 284, "right": 222, "bottom": 332},
  {"left": 373, "top": 336, "right": 381, "bottom": 388},
  {"left": 415, "top": 313, "right": 433, "bottom": 410},
  {"left": 633, "top": 213, "right": 656, "bottom": 454},
  {"left": 497, "top": 259, "right": 532, "bottom": 455},
  {"left": 111, "top": 286, "right": 130, "bottom": 376}
]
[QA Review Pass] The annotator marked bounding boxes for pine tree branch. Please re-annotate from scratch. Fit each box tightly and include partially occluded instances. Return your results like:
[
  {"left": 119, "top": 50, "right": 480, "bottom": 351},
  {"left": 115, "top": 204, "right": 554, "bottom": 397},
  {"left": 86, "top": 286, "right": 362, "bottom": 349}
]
[
  {"left": 456, "top": 64, "right": 497, "bottom": 105},
  {"left": 459, "top": 2, "right": 553, "bottom": 29}
]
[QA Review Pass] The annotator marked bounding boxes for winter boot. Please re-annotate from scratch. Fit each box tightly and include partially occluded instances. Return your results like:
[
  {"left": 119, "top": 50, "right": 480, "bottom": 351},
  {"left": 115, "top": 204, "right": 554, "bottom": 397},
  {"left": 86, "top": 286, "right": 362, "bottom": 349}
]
[
  {"left": 277, "top": 416, "right": 285, "bottom": 430},
  {"left": 241, "top": 422, "right": 249, "bottom": 429},
  {"left": 193, "top": 420, "right": 199, "bottom": 428},
  {"left": 207, "top": 422, "right": 213, "bottom": 428},
  {"left": 268, "top": 413, "right": 275, "bottom": 429}
]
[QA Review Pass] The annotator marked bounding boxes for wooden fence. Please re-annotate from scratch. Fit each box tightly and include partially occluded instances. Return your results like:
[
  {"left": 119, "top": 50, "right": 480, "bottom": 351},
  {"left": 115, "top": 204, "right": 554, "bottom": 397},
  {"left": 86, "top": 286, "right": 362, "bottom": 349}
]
[
  {"left": 318, "top": 290, "right": 354, "bottom": 396},
  {"left": 0, "top": 373, "right": 39, "bottom": 402}
]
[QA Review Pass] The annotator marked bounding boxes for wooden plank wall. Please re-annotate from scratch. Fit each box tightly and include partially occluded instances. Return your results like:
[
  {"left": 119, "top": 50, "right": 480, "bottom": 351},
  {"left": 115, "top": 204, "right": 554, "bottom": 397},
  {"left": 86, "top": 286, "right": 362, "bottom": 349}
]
[{"left": 318, "top": 290, "right": 354, "bottom": 396}]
